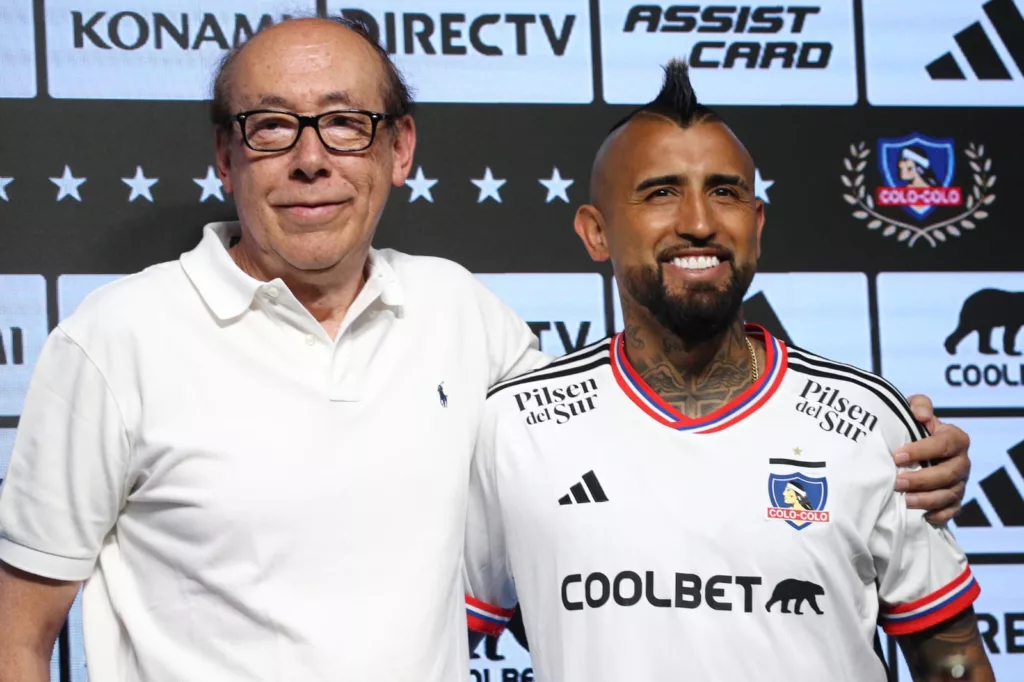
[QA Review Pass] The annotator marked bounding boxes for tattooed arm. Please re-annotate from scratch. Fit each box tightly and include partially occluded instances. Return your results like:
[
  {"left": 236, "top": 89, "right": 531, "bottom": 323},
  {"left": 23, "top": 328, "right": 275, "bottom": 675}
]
[{"left": 897, "top": 607, "right": 995, "bottom": 681}]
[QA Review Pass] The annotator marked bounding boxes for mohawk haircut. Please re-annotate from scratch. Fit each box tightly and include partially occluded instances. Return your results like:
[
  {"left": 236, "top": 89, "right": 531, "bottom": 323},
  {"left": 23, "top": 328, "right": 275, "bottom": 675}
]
[{"left": 609, "top": 59, "right": 721, "bottom": 133}]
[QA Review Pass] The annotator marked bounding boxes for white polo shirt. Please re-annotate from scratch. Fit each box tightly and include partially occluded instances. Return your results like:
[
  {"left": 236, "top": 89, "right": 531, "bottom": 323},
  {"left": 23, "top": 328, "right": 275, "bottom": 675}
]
[{"left": 0, "top": 222, "right": 548, "bottom": 682}]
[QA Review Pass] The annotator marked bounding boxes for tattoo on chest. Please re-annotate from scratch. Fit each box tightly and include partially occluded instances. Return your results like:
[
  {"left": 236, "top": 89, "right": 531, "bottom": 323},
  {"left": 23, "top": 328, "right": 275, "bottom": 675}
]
[
  {"left": 633, "top": 355, "right": 752, "bottom": 418},
  {"left": 625, "top": 323, "right": 754, "bottom": 419}
]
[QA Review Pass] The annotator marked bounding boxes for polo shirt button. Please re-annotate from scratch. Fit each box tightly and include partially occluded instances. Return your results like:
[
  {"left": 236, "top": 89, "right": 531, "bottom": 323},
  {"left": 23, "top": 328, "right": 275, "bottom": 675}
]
[
  {"left": 305, "top": 334, "right": 316, "bottom": 346},
  {"left": 266, "top": 286, "right": 280, "bottom": 299}
]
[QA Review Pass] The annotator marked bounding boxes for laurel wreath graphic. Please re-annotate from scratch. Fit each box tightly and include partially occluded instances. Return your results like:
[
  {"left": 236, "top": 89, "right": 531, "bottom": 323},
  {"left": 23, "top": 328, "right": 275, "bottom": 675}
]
[{"left": 840, "top": 142, "right": 996, "bottom": 248}]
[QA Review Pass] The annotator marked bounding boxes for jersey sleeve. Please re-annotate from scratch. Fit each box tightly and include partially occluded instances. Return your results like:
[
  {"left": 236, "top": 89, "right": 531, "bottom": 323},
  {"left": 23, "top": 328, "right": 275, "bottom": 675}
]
[
  {"left": 463, "top": 403, "right": 517, "bottom": 637},
  {"left": 470, "top": 276, "right": 550, "bottom": 387},
  {"left": 0, "top": 327, "right": 131, "bottom": 581},
  {"left": 870, "top": 396, "right": 979, "bottom": 637}
]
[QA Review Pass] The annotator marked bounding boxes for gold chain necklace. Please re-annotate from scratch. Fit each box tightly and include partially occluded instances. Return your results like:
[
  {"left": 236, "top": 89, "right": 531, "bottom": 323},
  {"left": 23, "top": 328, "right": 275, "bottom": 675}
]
[{"left": 744, "top": 337, "right": 759, "bottom": 383}]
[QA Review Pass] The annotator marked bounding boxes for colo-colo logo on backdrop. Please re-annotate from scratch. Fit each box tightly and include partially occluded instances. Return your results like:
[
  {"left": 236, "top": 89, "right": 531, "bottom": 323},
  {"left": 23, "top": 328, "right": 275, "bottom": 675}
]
[
  {"left": 601, "top": 3, "right": 857, "bottom": 105},
  {"left": 841, "top": 132, "right": 997, "bottom": 248}
]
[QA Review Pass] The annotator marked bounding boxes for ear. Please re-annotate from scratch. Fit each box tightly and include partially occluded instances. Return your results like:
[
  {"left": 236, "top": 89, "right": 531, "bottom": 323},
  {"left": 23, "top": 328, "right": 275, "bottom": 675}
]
[
  {"left": 214, "top": 128, "right": 234, "bottom": 194},
  {"left": 754, "top": 198, "right": 765, "bottom": 259},
  {"left": 390, "top": 116, "right": 417, "bottom": 187},
  {"left": 574, "top": 204, "right": 610, "bottom": 263}
]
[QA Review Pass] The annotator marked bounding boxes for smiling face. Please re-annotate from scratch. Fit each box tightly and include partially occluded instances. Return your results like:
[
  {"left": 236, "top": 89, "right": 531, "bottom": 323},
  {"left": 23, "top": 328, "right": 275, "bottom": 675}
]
[
  {"left": 576, "top": 115, "right": 764, "bottom": 342},
  {"left": 215, "top": 19, "right": 415, "bottom": 275}
]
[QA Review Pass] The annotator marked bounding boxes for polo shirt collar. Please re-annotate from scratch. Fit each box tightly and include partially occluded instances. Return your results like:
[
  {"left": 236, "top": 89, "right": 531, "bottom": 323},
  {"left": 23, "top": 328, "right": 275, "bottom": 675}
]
[{"left": 180, "top": 221, "right": 405, "bottom": 322}]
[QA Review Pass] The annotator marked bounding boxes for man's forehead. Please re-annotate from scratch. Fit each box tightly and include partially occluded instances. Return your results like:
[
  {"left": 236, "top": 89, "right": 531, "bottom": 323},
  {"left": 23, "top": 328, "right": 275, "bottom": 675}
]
[
  {"left": 611, "top": 117, "right": 751, "bottom": 183},
  {"left": 232, "top": 21, "right": 384, "bottom": 107}
]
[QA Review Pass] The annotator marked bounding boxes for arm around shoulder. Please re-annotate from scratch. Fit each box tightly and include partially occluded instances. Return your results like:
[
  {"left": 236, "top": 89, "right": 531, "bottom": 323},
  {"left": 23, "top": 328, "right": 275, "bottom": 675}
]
[{"left": 0, "top": 561, "right": 80, "bottom": 682}]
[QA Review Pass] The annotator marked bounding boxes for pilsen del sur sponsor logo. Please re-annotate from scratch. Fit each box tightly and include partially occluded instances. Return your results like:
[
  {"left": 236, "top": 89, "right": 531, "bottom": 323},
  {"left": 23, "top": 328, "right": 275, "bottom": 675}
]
[
  {"left": 840, "top": 132, "right": 997, "bottom": 249},
  {"left": 514, "top": 377, "right": 599, "bottom": 426}
]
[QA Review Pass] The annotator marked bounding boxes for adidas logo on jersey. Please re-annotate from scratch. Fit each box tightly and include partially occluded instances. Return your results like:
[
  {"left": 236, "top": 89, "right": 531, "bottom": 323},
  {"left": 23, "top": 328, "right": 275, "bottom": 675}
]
[
  {"left": 558, "top": 471, "right": 608, "bottom": 506},
  {"left": 514, "top": 376, "right": 600, "bottom": 426},
  {"left": 926, "top": 0, "right": 1024, "bottom": 82}
]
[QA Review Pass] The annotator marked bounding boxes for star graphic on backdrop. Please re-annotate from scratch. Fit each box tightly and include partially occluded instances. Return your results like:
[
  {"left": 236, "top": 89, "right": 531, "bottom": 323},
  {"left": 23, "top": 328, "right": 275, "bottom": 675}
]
[
  {"left": 406, "top": 166, "right": 438, "bottom": 203},
  {"left": 539, "top": 167, "right": 573, "bottom": 203},
  {"left": 755, "top": 168, "right": 774, "bottom": 204},
  {"left": 122, "top": 166, "right": 159, "bottom": 203},
  {"left": 193, "top": 166, "right": 225, "bottom": 202},
  {"left": 0, "top": 177, "right": 12, "bottom": 202},
  {"left": 793, "top": 447, "right": 803, "bottom": 456},
  {"left": 50, "top": 165, "right": 86, "bottom": 202},
  {"left": 471, "top": 167, "right": 506, "bottom": 204}
]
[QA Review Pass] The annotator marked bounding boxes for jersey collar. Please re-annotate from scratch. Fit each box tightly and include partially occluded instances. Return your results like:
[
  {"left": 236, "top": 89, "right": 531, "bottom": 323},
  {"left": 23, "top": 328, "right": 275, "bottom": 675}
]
[
  {"left": 180, "top": 221, "right": 404, "bottom": 322},
  {"left": 610, "top": 323, "right": 788, "bottom": 434}
]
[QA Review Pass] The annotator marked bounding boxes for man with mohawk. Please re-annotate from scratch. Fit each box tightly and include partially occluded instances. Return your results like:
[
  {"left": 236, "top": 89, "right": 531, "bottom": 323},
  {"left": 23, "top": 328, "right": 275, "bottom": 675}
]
[{"left": 464, "top": 60, "right": 994, "bottom": 681}]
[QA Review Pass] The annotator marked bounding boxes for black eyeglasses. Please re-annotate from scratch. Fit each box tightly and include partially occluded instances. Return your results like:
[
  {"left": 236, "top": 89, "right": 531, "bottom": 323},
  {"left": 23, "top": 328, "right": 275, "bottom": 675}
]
[{"left": 234, "top": 109, "right": 397, "bottom": 153}]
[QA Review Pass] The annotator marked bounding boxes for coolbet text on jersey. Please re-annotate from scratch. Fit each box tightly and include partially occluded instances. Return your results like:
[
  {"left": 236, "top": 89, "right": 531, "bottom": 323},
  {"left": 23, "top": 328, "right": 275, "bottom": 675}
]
[{"left": 464, "top": 325, "right": 980, "bottom": 682}]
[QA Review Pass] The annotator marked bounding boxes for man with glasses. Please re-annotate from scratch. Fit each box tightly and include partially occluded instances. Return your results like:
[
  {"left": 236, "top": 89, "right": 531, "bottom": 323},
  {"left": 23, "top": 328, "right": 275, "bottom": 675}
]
[{"left": 0, "top": 16, "right": 972, "bottom": 682}]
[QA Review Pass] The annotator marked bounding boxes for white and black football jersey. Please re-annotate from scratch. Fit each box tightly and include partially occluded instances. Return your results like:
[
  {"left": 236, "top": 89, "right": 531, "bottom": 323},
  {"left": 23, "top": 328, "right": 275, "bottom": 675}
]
[{"left": 464, "top": 325, "right": 979, "bottom": 682}]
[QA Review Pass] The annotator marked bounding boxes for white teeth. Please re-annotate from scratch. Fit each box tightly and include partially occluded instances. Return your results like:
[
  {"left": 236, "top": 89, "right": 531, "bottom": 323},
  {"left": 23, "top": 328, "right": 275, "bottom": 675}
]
[{"left": 671, "top": 255, "right": 720, "bottom": 270}]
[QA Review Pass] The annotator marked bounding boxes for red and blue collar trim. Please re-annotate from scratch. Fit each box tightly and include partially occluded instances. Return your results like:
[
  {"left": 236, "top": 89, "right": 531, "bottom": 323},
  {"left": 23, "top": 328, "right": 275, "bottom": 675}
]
[{"left": 610, "top": 324, "right": 787, "bottom": 434}]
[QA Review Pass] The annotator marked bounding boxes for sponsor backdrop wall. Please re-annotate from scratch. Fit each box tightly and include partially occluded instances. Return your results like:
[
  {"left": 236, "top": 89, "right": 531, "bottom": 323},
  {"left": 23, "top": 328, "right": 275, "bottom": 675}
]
[{"left": 1, "top": 0, "right": 1022, "bottom": 679}]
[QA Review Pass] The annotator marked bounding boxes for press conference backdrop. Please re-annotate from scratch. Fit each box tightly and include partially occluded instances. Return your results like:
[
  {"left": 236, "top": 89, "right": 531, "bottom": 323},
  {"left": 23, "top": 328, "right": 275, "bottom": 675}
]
[{"left": 0, "top": 0, "right": 1022, "bottom": 679}]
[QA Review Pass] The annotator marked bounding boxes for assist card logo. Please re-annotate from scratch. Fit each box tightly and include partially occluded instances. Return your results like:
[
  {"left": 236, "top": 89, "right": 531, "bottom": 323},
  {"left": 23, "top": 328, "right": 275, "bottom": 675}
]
[
  {"left": 767, "top": 472, "right": 830, "bottom": 530},
  {"left": 599, "top": 2, "right": 857, "bottom": 105},
  {"left": 841, "top": 133, "right": 996, "bottom": 248}
]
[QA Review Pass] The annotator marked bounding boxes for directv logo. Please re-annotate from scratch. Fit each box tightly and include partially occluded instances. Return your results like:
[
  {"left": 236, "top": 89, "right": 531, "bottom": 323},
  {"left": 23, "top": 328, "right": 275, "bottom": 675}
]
[{"left": 926, "top": 0, "right": 1024, "bottom": 81}]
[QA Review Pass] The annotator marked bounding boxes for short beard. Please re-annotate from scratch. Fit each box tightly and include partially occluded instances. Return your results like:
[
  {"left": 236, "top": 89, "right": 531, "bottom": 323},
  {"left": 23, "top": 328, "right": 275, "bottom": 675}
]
[{"left": 622, "top": 262, "right": 752, "bottom": 345}]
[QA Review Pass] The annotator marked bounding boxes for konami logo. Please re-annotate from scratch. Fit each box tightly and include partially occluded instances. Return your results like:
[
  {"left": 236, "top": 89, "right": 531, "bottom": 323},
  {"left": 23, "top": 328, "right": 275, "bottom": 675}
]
[{"left": 45, "top": 0, "right": 312, "bottom": 99}]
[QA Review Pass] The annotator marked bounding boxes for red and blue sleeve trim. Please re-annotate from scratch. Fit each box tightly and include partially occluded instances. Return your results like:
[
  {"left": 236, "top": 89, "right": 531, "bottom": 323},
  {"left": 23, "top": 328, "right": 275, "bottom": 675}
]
[
  {"left": 466, "top": 594, "right": 515, "bottom": 638},
  {"left": 879, "top": 567, "right": 980, "bottom": 636}
]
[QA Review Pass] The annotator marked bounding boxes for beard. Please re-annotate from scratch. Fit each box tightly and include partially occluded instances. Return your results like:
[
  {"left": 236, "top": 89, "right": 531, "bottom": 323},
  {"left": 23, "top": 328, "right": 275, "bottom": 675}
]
[{"left": 621, "top": 260, "right": 754, "bottom": 344}]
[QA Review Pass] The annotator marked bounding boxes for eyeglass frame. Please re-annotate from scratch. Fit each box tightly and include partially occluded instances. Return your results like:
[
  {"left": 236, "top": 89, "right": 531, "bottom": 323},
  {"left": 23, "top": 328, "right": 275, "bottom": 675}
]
[{"left": 233, "top": 109, "right": 398, "bottom": 153}]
